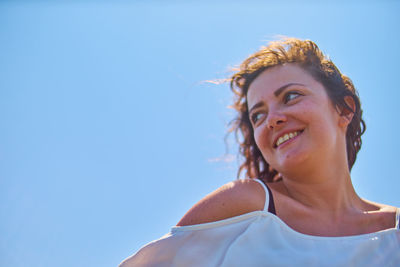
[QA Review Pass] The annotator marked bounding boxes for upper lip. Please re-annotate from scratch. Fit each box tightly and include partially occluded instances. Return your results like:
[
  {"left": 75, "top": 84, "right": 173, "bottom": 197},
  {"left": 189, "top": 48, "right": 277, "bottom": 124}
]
[{"left": 272, "top": 129, "right": 304, "bottom": 148}]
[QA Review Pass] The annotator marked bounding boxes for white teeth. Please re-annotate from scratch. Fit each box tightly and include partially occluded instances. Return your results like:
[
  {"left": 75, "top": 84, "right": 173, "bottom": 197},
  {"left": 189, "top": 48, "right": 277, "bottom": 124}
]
[
  {"left": 283, "top": 134, "right": 289, "bottom": 141},
  {"left": 275, "top": 131, "right": 300, "bottom": 147}
]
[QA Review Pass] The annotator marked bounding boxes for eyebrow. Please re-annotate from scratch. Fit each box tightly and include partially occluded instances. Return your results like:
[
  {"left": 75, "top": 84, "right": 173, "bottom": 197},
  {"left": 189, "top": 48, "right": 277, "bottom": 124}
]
[
  {"left": 274, "top": 82, "right": 305, "bottom": 97},
  {"left": 248, "top": 83, "right": 305, "bottom": 114}
]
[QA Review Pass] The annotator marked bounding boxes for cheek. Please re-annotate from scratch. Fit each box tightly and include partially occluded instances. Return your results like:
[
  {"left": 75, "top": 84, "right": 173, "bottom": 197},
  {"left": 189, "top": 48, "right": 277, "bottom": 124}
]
[
  {"left": 253, "top": 127, "right": 271, "bottom": 156},
  {"left": 253, "top": 127, "right": 263, "bottom": 148},
  {"left": 306, "top": 106, "right": 340, "bottom": 141}
]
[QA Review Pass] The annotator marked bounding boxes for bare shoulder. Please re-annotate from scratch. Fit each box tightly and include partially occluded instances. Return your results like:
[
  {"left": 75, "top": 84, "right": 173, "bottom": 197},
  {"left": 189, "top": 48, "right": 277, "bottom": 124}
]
[
  {"left": 119, "top": 256, "right": 133, "bottom": 267},
  {"left": 176, "top": 179, "right": 266, "bottom": 226}
]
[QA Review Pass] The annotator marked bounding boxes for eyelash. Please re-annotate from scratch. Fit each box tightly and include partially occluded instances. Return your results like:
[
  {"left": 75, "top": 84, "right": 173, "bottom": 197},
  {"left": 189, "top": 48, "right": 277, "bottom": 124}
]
[
  {"left": 251, "top": 112, "right": 265, "bottom": 124},
  {"left": 283, "top": 91, "right": 302, "bottom": 103},
  {"left": 250, "top": 91, "right": 302, "bottom": 124}
]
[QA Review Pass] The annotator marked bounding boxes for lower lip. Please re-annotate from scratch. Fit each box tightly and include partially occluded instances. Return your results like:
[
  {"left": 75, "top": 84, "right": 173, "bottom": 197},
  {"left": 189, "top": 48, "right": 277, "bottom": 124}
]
[{"left": 276, "top": 132, "right": 303, "bottom": 150}]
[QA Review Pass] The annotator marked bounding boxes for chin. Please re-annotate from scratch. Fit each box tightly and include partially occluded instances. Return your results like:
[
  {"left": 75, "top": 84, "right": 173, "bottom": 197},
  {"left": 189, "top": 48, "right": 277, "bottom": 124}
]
[{"left": 274, "top": 150, "right": 311, "bottom": 174}]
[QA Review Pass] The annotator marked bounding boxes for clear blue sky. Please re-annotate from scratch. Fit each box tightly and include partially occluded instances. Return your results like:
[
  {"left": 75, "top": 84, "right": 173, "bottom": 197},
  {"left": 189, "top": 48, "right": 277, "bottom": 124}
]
[{"left": 1, "top": 1, "right": 399, "bottom": 266}]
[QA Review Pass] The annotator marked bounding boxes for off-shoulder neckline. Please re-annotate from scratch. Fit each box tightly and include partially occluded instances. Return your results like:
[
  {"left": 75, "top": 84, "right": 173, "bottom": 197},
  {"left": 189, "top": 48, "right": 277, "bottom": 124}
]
[{"left": 171, "top": 210, "right": 400, "bottom": 241}]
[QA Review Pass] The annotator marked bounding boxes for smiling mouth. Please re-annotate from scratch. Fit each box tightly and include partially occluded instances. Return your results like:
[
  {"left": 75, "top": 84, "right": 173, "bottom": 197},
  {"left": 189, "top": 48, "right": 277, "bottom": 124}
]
[{"left": 274, "top": 130, "right": 304, "bottom": 148}]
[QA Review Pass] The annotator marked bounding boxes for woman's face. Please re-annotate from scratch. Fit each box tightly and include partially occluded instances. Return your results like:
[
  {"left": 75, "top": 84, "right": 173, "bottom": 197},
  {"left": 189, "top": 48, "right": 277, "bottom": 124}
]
[{"left": 247, "top": 64, "right": 347, "bottom": 176}]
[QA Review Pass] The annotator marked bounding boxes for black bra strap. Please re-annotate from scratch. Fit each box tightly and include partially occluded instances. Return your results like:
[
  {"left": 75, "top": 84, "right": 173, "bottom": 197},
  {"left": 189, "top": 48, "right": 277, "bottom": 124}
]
[{"left": 266, "top": 185, "right": 276, "bottom": 215}]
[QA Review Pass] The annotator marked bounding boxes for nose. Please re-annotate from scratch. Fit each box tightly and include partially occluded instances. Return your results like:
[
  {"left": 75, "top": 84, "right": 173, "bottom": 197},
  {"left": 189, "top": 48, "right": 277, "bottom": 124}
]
[{"left": 266, "top": 111, "right": 287, "bottom": 129}]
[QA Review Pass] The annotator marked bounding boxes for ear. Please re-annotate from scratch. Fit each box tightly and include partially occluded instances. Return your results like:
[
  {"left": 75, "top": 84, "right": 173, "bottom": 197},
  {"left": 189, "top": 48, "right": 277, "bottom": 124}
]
[{"left": 338, "top": 96, "right": 355, "bottom": 128}]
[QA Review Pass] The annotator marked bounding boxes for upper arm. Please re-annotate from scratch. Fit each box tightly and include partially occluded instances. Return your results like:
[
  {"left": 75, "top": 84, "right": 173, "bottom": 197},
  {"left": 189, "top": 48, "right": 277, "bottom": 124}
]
[{"left": 176, "top": 179, "right": 266, "bottom": 226}]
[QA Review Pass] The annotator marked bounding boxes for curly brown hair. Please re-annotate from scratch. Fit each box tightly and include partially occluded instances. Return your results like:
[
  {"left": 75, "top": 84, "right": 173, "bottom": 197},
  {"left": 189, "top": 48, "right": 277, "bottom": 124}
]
[{"left": 229, "top": 38, "right": 366, "bottom": 183}]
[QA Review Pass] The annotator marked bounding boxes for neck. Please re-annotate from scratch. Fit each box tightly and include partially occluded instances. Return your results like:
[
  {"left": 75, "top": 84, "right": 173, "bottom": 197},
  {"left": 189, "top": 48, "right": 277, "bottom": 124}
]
[{"left": 280, "top": 157, "right": 363, "bottom": 217}]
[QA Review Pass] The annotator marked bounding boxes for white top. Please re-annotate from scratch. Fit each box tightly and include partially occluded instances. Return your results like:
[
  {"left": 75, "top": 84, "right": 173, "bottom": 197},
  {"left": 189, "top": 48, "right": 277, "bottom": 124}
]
[{"left": 123, "top": 180, "right": 400, "bottom": 267}]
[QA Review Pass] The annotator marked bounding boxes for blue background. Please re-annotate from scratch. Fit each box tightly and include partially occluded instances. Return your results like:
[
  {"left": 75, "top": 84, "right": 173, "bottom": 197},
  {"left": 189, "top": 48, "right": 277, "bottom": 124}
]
[{"left": 1, "top": 1, "right": 399, "bottom": 266}]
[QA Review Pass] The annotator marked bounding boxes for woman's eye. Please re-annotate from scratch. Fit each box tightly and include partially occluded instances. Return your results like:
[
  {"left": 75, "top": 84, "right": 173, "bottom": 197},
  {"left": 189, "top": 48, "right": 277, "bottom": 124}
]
[
  {"left": 251, "top": 112, "right": 265, "bottom": 124},
  {"left": 283, "top": 91, "right": 301, "bottom": 103}
]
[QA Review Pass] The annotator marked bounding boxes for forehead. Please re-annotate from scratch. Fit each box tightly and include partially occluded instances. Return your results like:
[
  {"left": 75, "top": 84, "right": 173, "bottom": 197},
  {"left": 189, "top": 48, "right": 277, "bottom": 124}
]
[{"left": 247, "top": 64, "right": 324, "bottom": 107}]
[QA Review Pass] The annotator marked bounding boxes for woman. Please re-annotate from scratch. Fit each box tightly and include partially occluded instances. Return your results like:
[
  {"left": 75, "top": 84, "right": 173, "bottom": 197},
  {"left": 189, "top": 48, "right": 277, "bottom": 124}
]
[{"left": 120, "top": 38, "right": 400, "bottom": 266}]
